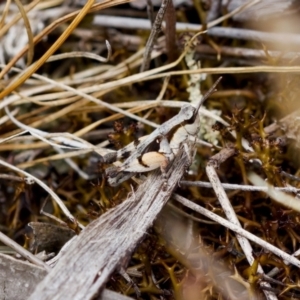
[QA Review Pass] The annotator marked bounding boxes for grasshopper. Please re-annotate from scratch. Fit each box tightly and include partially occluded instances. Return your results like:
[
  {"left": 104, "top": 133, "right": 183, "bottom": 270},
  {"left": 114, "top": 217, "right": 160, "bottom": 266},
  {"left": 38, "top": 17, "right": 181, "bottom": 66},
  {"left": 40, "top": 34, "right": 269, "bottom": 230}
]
[{"left": 104, "top": 77, "right": 222, "bottom": 186}]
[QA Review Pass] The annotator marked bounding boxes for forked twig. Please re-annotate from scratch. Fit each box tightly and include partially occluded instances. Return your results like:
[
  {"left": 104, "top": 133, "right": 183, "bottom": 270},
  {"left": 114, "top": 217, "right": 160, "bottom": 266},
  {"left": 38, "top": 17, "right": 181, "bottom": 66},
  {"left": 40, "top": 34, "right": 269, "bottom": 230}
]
[
  {"left": 206, "top": 147, "right": 277, "bottom": 300},
  {"left": 172, "top": 193, "right": 300, "bottom": 268}
]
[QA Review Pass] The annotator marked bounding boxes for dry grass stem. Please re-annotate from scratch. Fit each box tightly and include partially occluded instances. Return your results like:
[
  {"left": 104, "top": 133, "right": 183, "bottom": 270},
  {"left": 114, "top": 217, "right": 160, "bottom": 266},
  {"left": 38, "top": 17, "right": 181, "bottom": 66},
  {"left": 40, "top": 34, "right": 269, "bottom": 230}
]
[{"left": 206, "top": 155, "right": 277, "bottom": 299}]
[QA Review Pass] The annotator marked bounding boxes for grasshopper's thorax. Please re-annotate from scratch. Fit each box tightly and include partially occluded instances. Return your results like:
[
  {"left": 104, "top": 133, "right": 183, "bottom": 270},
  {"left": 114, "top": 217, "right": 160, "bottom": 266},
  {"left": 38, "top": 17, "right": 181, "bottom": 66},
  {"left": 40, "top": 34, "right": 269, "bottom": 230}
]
[{"left": 169, "top": 112, "right": 200, "bottom": 155}]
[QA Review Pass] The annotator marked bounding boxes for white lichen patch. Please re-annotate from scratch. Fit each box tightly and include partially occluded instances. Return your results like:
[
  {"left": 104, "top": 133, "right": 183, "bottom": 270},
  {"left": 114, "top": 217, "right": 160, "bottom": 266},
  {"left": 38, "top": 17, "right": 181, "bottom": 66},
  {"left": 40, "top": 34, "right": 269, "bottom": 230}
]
[
  {"left": 199, "top": 109, "right": 222, "bottom": 145},
  {"left": 0, "top": 3, "right": 45, "bottom": 68},
  {"left": 184, "top": 36, "right": 221, "bottom": 146}
]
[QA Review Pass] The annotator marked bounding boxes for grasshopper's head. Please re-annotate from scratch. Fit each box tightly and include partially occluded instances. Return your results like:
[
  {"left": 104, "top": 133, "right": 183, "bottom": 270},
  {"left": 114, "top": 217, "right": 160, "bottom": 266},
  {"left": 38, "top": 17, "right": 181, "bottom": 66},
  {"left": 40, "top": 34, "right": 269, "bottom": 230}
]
[
  {"left": 180, "top": 104, "right": 197, "bottom": 122},
  {"left": 188, "top": 77, "right": 223, "bottom": 123}
]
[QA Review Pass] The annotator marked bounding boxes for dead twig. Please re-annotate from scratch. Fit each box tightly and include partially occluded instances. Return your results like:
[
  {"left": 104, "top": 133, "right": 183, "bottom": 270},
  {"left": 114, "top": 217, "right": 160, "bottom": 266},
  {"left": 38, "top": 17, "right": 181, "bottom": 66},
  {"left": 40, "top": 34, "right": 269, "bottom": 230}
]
[
  {"left": 0, "top": 231, "right": 50, "bottom": 271},
  {"left": 140, "top": 0, "right": 170, "bottom": 72},
  {"left": 195, "top": 44, "right": 300, "bottom": 63},
  {"left": 164, "top": 0, "right": 177, "bottom": 63},
  {"left": 180, "top": 180, "right": 300, "bottom": 193},
  {"left": 94, "top": 16, "right": 300, "bottom": 48}
]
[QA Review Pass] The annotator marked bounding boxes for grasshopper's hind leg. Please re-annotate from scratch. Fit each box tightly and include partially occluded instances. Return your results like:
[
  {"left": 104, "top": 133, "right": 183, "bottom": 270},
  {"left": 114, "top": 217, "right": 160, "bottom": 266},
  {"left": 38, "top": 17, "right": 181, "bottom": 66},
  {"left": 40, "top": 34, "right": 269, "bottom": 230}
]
[{"left": 157, "top": 136, "right": 175, "bottom": 183}]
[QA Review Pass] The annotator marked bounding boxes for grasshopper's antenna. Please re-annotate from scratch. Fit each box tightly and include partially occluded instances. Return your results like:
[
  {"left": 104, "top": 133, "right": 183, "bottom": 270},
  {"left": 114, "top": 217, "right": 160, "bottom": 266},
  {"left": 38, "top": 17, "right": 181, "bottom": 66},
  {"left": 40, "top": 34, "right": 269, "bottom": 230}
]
[{"left": 195, "top": 76, "right": 222, "bottom": 115}]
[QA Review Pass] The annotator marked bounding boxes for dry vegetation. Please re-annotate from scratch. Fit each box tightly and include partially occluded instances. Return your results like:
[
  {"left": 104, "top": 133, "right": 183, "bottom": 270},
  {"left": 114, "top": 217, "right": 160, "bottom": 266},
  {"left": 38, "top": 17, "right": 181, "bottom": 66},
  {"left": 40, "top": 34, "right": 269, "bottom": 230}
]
[{"left": 1, "top": 0, "right": 300, "bottom": 299}]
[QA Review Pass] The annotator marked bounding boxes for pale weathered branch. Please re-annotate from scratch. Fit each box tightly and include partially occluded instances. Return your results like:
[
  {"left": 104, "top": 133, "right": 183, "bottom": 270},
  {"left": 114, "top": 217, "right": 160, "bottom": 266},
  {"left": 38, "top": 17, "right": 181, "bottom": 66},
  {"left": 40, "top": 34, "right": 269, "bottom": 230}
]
[
  {"left": 0, "top": 253, "right": 47, "bottom": 300},
  {"left": 29, "top": 147, "right": 190, "bottom": 300},
  {"left": 0, "top": 253, "right": 133, "bottom": 300}
]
